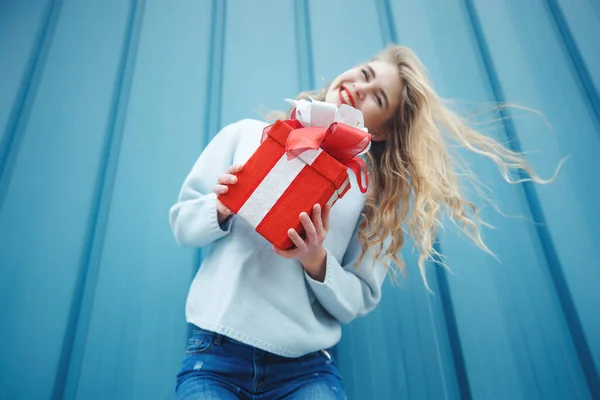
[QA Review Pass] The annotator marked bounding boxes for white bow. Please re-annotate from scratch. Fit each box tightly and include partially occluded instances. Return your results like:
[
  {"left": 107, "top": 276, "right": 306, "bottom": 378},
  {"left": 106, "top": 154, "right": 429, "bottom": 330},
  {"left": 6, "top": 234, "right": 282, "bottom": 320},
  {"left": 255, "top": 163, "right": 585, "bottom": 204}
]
[
  {"left": 285, "top": 97, "right": 371, "bottom": 155},
  {"left": 285, "top": 97, "right": 369, "bottom": 132}
]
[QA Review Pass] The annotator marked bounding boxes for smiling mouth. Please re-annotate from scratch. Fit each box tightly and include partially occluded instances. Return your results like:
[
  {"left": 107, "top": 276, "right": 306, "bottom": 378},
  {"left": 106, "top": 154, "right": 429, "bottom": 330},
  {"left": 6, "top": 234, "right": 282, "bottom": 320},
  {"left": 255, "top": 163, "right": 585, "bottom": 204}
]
[{"left": 338, "top": 85, "right": 356, "bottom": 107}]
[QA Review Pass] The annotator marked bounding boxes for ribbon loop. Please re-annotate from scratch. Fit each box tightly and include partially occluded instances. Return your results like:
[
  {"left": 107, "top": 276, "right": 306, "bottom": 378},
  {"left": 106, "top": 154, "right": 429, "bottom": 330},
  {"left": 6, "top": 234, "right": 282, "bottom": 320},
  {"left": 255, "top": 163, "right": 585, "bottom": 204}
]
[{"left": 284, "top": 127, "right": 327, "bottom": 160}]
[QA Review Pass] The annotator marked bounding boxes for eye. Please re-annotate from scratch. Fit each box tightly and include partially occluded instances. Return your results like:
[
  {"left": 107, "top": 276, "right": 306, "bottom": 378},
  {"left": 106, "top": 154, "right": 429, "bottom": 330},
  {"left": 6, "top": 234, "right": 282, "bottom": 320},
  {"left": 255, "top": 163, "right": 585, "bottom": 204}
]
[
  {"left": 375, "top": 95, "right": 382, "bottom": 107},
  {"left": 361, "top": 69, "right": 369, "bottom": 81}
]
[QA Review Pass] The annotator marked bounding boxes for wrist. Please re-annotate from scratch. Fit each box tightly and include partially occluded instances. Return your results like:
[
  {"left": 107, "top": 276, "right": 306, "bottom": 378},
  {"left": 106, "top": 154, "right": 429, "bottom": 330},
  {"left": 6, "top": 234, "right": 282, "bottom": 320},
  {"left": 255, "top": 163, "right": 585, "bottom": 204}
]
[{"left": 303, "top": 248, "right": 327, "bottom": 282}]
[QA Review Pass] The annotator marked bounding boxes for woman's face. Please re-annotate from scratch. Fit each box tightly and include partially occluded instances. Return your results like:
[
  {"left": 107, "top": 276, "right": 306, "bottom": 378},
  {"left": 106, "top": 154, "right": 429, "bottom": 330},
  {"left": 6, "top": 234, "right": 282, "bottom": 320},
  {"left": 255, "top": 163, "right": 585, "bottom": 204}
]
[{"left": 325, "top": 60, "right": 402, "bottom": 140}]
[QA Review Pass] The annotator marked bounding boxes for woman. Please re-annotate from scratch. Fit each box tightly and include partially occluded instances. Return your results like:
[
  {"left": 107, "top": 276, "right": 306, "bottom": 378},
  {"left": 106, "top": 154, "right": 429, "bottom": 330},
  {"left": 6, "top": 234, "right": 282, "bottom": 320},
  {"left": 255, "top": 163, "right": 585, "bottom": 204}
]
[{"left": 169, "top": 45, "right": 546, "bottom": 399}]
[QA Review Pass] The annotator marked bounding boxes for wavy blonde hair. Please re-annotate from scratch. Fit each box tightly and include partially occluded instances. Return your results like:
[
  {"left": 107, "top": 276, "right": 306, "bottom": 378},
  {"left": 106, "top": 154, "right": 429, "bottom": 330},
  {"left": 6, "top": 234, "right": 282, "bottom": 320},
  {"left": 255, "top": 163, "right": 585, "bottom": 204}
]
[{"left": 273, "top": 45, "right": 556, "bottom": 288}]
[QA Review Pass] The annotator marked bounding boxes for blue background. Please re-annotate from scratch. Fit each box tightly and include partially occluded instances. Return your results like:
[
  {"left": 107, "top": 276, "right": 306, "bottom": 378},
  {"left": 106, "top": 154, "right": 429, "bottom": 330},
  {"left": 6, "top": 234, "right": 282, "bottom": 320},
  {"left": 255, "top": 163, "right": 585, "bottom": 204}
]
[{"left": 1, "top": 0, "right": 599, "bottom": 399}]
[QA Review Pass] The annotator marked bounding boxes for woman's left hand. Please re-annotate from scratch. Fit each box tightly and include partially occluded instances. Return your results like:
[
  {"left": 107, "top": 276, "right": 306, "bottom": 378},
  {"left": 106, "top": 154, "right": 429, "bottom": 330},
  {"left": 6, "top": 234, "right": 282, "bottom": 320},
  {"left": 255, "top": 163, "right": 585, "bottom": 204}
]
[{"left": 273, "top": 203, "right": 331, "bottom": 282}]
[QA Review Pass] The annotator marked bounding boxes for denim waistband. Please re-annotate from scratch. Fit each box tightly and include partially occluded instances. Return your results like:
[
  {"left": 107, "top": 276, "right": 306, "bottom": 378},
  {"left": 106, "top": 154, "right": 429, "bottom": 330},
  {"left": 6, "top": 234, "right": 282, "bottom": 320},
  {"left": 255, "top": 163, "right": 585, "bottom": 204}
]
[
  {"left": 191, "top": 325, "right": 246, "bottom": 346},
  {"left": 189, "top": 324, "right": 333, "bottom": 361}
]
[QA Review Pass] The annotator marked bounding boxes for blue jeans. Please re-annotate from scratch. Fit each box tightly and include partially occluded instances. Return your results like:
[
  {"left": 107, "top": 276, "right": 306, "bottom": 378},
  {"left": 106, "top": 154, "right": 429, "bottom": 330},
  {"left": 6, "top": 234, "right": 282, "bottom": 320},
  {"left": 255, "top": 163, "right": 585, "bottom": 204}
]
[{"left": 176, "top": 326, "right": 346, "bottom": 399}]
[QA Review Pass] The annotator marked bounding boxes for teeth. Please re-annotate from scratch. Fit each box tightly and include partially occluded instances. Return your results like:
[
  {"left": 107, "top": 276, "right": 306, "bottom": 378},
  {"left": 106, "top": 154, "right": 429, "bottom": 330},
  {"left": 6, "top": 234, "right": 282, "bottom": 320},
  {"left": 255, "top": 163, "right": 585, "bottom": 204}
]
[{"left": 342, "top": 90, "right": 351, "bottom": 105}]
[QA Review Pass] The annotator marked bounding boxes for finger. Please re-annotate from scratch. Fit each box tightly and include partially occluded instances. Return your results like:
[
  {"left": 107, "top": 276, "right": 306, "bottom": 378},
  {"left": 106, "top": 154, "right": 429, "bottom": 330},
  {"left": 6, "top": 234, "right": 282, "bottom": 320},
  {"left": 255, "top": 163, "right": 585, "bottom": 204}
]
[
  {"left": 312, "top": 204, "right": 324, "bottom": 235},
  {"left": 288, "top": 228, "right": 308, "bottom": 252},
  {"left": 218, "top": 174, "right": 237, "bottom": 185},
  {"left": 213, "top": 184, "right": 228, "bottom": 195},
  {"left": 227, "top": 164, "right": 244, "bottom": 174},
  {"left": 273, "top": 245, "right": 298, "bottom": 259},
  {"left": 322, "top": 205, "right": 331, "bottom": 232},
  {"left": 300, "top": 212, "right": 317, "bottom": 243},
  {"left": 217, "top": 201, "right": 231, "bottom": 215}
]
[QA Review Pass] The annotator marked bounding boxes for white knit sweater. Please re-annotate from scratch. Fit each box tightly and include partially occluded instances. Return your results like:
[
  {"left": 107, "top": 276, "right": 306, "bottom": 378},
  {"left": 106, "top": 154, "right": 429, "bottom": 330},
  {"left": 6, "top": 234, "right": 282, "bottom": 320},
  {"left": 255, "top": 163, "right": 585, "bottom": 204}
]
[{"left": 169, "top": 118, "right": 389, "bottom": 357}]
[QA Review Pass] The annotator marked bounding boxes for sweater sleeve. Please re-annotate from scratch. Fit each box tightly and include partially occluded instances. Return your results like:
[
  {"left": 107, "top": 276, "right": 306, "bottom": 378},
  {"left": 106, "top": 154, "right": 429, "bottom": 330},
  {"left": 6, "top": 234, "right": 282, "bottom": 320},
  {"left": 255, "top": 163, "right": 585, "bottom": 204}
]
[
  {"left": 304, "top": 219, "right": 391, "bottom": 324},
  {"left": 169, "top": 120, "right": 244, "bottom": 248}
]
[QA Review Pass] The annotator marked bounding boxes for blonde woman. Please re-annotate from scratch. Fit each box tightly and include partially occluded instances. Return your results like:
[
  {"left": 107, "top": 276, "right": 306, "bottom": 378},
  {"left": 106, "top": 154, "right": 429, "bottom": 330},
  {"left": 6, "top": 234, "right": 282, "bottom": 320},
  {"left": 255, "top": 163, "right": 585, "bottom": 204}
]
[{"left": 169, "top": 45, "right": 545, "bottom": 399}]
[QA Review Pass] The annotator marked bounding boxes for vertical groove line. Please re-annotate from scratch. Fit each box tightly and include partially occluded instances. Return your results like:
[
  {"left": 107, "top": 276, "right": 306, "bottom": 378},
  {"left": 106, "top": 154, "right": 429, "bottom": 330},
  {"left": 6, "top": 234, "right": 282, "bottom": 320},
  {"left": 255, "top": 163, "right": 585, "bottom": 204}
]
[
  {"left": 294, "top": 0, "right": 315, "bottom": 91},
  {"left": 0, "top": 0, "right": 63, "bottom": 211},
  {"left": 375, "top": 0, "right": 397, "bottom": 46},
  {"left": 52, "top": 1, "right": 146, "bottom": 399},
  {"left": 434, "top": 244, "right": 473, "bottom": 400},
  {"left": 462, "top": 0, "right": 600, "bottom": 397},
  {"left": 203, "top": 0, "right": 227, "bottom": 144},
  {"left": 545, "top": 0, "right": 600, "bottom": 133}
]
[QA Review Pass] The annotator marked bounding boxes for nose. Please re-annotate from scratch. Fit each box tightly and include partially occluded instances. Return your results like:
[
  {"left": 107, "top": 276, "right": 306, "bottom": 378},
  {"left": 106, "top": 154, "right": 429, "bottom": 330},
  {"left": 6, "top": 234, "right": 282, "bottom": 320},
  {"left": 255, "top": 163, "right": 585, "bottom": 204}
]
[{"left": 352, "top": 82, "right": 366, "bottom": 100}]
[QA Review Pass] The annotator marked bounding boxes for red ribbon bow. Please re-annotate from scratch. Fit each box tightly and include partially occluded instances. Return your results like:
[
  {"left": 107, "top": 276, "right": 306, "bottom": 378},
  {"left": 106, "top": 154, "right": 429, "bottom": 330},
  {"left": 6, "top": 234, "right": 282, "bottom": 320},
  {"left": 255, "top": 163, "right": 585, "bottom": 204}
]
[{"left": 263, "top": 119, "right": 371, "bottom": 193}]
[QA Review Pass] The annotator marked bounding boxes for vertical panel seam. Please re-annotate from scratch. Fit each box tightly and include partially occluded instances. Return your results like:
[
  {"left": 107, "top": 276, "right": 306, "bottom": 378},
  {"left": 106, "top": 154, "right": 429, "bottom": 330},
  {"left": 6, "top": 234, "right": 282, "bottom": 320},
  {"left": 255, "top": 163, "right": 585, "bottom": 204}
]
[
  {"left": 0, "top": 0, "right": 63, "bottom": 211},
  {"left": 203, "top": 0, "right": 227, "bottom": 143},
  {"left": 52, "top": 1, "right": 146, "bottom": 399},
  {"left": 375, "top": 0, "right": 397, "bottom": 46},
  {"left": 294, "top": 0, "right": 315, "bottom": 91},
  {"left": 425, "top": 283, "right": 451, "bottom": 400},
  {"left": 462, "top": 0, "right": 600, "bottom": 397},
  {"left": 434, "top": 243, "right": 473, "bottom": 400},
  {"left": 545, "top": 0, "right": 600, "bottom": 134}
]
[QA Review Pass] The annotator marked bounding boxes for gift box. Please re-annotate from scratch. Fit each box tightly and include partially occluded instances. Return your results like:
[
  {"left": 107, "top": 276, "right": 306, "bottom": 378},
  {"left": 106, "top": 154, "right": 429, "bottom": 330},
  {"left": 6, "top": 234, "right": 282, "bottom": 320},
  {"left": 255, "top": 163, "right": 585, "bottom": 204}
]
[{"left": 217, "top": 99, "right": 371, "bottom": 250}]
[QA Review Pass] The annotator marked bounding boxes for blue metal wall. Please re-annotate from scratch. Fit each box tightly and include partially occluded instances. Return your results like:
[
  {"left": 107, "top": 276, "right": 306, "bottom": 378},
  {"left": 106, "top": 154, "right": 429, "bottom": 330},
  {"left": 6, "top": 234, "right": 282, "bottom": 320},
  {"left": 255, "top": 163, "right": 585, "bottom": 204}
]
[{"left": 0, "top": 1, "right": 598, "bottom": 399}]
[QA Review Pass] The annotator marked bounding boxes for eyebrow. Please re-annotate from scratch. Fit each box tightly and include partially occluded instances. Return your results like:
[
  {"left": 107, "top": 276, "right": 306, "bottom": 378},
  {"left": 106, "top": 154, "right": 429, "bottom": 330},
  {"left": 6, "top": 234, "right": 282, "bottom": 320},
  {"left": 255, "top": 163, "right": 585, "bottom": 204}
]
[{"left": 367, "top": 64, "right": 389, "bottom": 109}]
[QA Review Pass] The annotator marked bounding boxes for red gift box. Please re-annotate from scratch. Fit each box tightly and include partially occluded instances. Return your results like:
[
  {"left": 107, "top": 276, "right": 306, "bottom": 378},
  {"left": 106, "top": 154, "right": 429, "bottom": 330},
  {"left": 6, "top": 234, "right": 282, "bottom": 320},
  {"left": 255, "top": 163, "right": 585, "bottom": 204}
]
[{"left": 217, "top": 119, "right": 370, "bottom": 250}]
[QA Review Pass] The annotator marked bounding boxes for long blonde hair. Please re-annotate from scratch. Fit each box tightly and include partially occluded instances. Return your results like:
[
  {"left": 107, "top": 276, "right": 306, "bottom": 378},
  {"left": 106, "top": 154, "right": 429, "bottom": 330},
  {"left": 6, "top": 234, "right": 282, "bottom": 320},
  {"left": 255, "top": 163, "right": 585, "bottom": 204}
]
[{"left": 275, "top": 45, "right": 555, "bottom": 288}]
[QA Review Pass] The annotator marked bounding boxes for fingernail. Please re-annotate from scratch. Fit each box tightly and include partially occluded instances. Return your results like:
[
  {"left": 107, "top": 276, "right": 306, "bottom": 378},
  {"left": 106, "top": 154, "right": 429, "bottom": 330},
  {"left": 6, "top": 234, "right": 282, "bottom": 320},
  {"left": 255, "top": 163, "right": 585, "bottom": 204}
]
[
  {"left": 300, "top": 212, "right": 307, "bottom": 218},
  {"left": 231, "top": 177, "right": 237, "bottom": 183},
  {"left": 314, "top": 204, "right": 320, "bottom": 211},
  {"left": 225, "top": 209, "right": 230, "bottom": 214}
]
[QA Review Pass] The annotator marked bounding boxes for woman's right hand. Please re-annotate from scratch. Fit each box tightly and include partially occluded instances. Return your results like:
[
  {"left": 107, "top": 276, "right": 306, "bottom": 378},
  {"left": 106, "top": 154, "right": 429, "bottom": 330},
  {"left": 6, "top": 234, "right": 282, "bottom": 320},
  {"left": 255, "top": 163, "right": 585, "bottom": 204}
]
[{"left": 214, "top": 164, "right": 243, "bottom": 223}]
